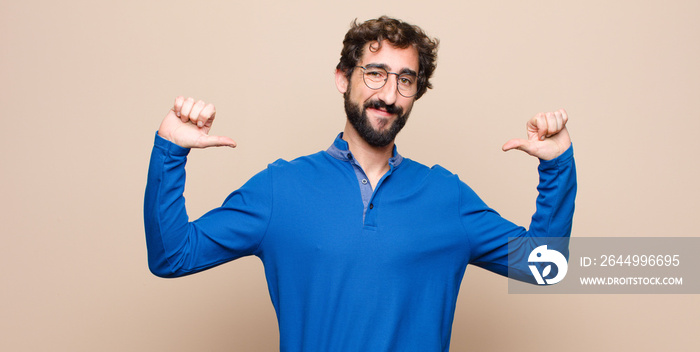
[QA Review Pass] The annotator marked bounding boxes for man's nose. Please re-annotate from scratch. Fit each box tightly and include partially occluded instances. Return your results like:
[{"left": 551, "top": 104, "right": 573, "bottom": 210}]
[{"left": 376, "top": 74, "right": 399, "bottom": 106}]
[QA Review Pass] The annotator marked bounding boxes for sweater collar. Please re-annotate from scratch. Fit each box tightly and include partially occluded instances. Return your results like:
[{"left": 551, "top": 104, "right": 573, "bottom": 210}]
[{"left": 326, "top": 132, "right": 404, "bottom": 168}]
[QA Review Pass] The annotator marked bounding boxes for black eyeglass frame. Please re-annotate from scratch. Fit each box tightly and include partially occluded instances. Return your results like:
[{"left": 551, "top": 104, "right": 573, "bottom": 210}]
[{"left": 354, "top": 65, "right": 420, "bottom": 98}]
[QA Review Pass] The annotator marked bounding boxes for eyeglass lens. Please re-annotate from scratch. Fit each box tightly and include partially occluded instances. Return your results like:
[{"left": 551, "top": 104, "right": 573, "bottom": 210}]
[{"left": 361, "top": 67, "right": 418, "bottom": 97}]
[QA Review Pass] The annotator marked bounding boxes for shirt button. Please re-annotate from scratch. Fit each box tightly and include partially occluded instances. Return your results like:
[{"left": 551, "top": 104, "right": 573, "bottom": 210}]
[
  {"left": 361, "top": 179, "right": 368, "bottom": 185},
  {"left": 369, "top": 203, "right": 374, "bottom": 209}
]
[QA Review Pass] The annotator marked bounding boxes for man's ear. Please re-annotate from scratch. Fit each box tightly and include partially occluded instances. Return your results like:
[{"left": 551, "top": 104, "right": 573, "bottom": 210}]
[{"left": 335, "top": 69, "right": 349, "bottom": 94}]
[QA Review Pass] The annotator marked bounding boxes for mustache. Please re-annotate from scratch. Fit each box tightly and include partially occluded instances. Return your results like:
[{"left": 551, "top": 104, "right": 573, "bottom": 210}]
[{"left": 364, "top": 100, "right": 402, "bottom": 115}]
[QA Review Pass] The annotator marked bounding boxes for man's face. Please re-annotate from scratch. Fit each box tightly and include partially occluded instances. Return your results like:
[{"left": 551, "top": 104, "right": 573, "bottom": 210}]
[{"left": 338, "top": 41, "right": 420, "bottom": 147}]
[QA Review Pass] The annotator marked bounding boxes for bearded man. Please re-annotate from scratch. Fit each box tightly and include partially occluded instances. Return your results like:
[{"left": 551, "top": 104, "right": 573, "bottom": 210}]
[{"left": 144, "top": 16, "right": 576, "bottom": 352}]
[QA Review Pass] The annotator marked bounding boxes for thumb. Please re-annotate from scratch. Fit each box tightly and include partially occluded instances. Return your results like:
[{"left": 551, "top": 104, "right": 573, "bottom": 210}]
[
  {"left": 198, "top": 135, "right": 238, "bottom": 149},
  {"left": 502, "top": 138, "right": 533, "bottom": 154}
]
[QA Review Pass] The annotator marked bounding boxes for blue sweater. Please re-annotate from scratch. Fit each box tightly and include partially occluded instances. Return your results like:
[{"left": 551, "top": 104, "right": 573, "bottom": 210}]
[{"left": 144, "top": 133, "right": 577, "bottom": 351}]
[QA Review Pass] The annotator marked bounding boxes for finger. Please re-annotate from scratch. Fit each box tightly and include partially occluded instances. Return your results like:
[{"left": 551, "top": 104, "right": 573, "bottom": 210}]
[
  {"left": 526, "top": 112, "right": 542, "bottom": 133},
  {"left": 534, "top": 113, "right": 547, "bottom": 141},
  {"left": 559, "top": 108, "right": 569, "bottom": 125},
  {"left": 180, "top": 97, "right": 195, "bottom": 123},
  {"left": 503, "top": 137, "right": 543, "bottom": 158},
  {"left": 173, "top": 96, "right": 185, "bottom": 118},
  {"left": 546, "top": 112, "right": 558, "bottom": 137},
  {"left": 553, "top": 110, "right": 563, "bottom": 133},
  {"left": 502, "top": 138, "right": 530, "bottom": 153},
  {"left": 199, "top": 135, "right": 237, "bottom": 148},
  {"left": 200, "top": 103, "right": 216, "bottom": 128},
  {"left": 189, "top": 100, "right": 206, "bottom": 127}
]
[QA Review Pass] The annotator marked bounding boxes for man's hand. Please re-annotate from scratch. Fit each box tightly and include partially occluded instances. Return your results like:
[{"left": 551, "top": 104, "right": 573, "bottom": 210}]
[
  {"left": 502, "top": 109, "right": 571, "bottom": 161},
  {"left": 157, "top": 96, "right": 237, "bottom": 149}
]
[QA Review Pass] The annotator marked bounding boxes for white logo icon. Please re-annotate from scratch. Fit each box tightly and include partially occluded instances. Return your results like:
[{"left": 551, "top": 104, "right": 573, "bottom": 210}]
[{"left": 528, "top": 245, "right": 568, "bottom": 285}]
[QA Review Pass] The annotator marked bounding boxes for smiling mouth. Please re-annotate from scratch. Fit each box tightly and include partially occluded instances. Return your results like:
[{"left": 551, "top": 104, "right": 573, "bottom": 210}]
[
  {"left": 365, "top": 100, "right": 401, "bottom": 116},
  {"left": 367, "top": 107, "right": 394, "bottom": 117}
]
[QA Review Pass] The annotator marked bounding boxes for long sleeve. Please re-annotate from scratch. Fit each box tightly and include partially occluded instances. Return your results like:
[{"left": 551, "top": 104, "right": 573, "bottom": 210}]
[
  {"left": 143, "top": 133, "right": 272, "bottom": 278},
  {"left": 460, "top": 145, "right": 577, "bottom": 280}
]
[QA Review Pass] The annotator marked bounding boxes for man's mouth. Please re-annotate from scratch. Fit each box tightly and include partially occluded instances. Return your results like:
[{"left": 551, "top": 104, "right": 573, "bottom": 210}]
[
  {"left": 367, "top": 107, "right": 393, "bottom": 117},
  {"left": 364, "top": 100, "right": 401, "bottom": 117}
]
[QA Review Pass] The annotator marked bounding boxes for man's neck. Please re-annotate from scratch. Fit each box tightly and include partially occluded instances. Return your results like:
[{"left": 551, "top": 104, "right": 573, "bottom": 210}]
[{"left": 342, "top": 122, "right": 394, "bottom": 189}]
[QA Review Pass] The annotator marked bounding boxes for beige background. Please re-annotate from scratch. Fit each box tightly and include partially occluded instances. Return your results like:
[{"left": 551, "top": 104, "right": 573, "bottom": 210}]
[{"left": 2, "top": 0, "right": 698, "bottom": 351}]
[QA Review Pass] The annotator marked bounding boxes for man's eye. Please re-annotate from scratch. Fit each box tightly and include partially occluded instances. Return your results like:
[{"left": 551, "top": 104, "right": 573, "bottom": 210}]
[
  {"left": 366, "top": 71, "right": 386, "bottom": 80},
  {"left": 399, "top": 76, "right": 415, "bottom": 86}
]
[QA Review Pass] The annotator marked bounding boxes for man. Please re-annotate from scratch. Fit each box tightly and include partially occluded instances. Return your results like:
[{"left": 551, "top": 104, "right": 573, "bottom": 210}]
[{"left": 144, "top": 16, "right": 575, "bottom": 351}]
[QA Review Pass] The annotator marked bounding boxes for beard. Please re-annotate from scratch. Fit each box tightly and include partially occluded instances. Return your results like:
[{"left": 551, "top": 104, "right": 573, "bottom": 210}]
[{"left": 343, "top": 90, "right": 411, "bottom": 148}]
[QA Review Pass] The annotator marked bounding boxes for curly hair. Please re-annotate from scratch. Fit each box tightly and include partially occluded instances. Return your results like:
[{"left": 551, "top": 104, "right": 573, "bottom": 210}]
[{"left": 336, "top": 16, "right": 439, "bottom": 100}]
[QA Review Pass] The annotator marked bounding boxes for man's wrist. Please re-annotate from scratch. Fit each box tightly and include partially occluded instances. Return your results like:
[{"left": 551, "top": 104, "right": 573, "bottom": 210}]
[
  {"left": 154, "top": 131, "right": 190, "bottom": 156},
  {"left": 539, "top": 144, "right": 574, "bottom": 168}
]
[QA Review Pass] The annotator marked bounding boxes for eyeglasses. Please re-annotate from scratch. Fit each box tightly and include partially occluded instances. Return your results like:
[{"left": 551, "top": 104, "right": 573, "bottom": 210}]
[{"left": 355, "top": 65, "right": 419, "bottom": 98}]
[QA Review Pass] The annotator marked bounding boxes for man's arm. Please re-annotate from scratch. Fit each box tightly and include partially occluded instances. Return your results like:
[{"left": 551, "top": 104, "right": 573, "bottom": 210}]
[
  {"left": 461, "top": 109, "right": 576, "bottom": 281},
  {"left": 144, "top": 97, "right": 270, "bottom": 278}
]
